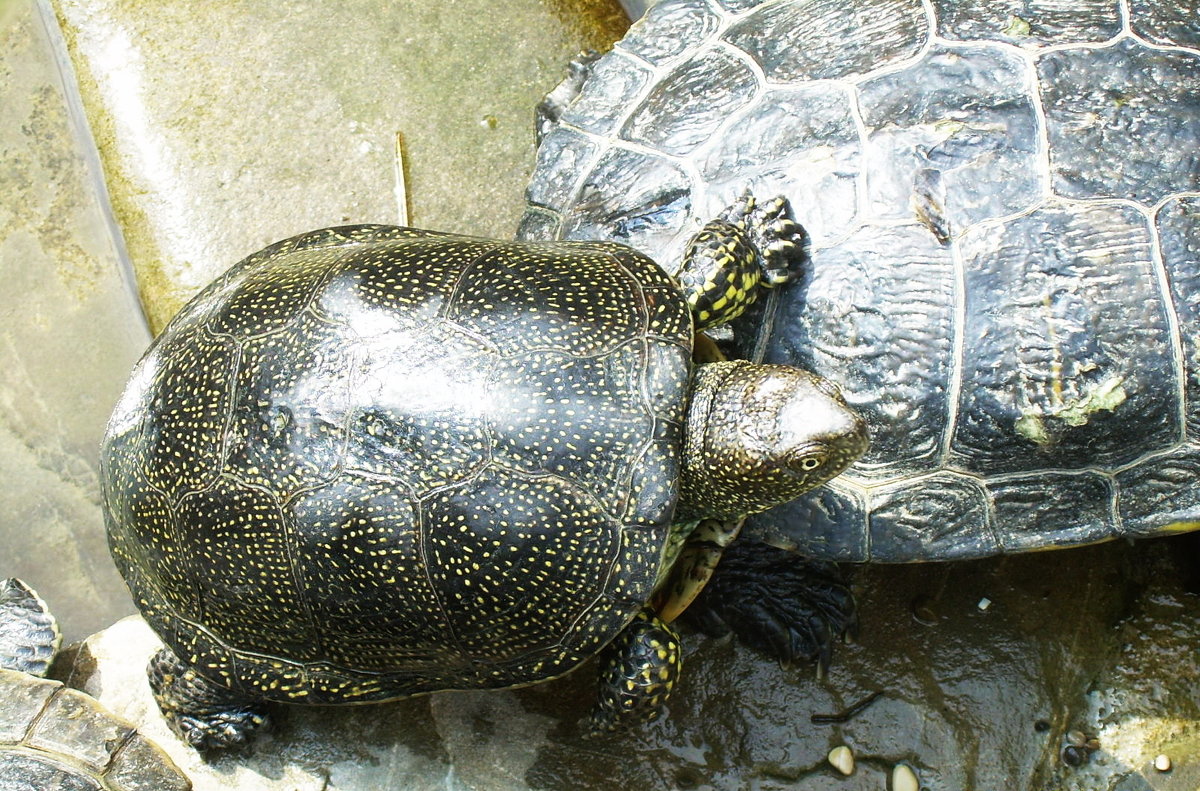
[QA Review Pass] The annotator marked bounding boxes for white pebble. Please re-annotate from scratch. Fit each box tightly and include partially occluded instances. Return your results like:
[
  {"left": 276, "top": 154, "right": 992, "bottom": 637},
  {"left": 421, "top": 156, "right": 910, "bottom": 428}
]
[
  {"left": 827, "top": 745, "right": 854, "bottom": 775},
  {"left": 977, "top": 597, "right": 992, "bottom": 611},
  {"left": 892, "top": 762, "right": 920, "bottom": 791},
  {"left": 1154, "top": 753, "right": 1171, "bottom": 772}
]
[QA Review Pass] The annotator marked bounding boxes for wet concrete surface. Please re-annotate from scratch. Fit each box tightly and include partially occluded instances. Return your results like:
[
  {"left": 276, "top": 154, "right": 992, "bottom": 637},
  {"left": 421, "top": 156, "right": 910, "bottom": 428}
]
[
  {"left": 48, "top": 0, "right": 627, "bottom": 333},
  {"left": 4, "top": 0, "right": 1199, "bottom": 786},
  {"left": 0, "top": 0, "right": 149, "bottom": 642},
  {"left": 516, "top": 537, "right": 1200, "bottom": 790}
]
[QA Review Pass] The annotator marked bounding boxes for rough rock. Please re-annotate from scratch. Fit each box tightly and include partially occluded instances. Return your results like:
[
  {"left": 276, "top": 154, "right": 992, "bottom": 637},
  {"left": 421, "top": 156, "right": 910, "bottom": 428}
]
[{"left": 59, "top": 616, "right": 557, "bottom": 791}]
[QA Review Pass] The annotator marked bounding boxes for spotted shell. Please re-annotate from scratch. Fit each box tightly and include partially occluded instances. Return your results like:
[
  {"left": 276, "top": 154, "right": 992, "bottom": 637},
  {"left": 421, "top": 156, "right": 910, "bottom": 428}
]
[
  {"left": 100, "top": 225, "right": 693, "bottom": 703},
  {"left": 521, "top": 0, "right": 1200, "bottom": 561}
]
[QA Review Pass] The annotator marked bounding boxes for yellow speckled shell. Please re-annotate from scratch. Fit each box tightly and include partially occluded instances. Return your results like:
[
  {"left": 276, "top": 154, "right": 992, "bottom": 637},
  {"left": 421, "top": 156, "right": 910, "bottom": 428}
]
[{"left": 100, "top": 225, "right": 693, "bottom": 704}]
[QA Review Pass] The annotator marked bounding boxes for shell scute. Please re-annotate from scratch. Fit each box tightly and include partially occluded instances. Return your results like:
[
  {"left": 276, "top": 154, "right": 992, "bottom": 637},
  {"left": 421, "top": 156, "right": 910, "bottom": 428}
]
[
  {"left": 722, "top": 0, "right": 928, "bottom": 83},
  {"left": 950, "top": 201, "right": 1178, "bottom": 474},
  {"left": 290, "top": 474, "right": 441, "bottom": 674},
  {"left": 421, "top": 467, "right": 626, "bottom": 683},
  {"left": 224, "top": 310, "right": 355, "bottom": 497},
  {"left": 1038, "top": 38, "right": 1200, "bottom": 204},
  {"left": 447, "top": 242, "right": 647, "bottom": 357}
]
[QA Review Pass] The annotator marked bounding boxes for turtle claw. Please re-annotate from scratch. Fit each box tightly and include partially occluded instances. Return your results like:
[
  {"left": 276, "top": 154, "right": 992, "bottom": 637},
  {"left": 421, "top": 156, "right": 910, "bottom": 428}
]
[
  {"left": 682, "top": 540, "right": 857, "bottom": 670},
  {"left": 717, "top": 192, "right": 807, "bottom": 286}
]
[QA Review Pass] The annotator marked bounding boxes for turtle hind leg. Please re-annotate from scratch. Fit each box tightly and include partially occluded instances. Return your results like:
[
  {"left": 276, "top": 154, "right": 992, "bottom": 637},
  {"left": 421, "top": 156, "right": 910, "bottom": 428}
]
[
  {"left": 584, "top": 610, "right": 682, "bottom": 736},
  {"left": 0, "top": 578, "right": 61, "bottom": 677},
  {"left": 149, "top": 647, "right": 270, "bottom": 751},
  {"left": 677, "top": 194, "right": 807, "bottom": 331},
  {"left": 682, "top": 540, "right": 857, "bottom": 674}
]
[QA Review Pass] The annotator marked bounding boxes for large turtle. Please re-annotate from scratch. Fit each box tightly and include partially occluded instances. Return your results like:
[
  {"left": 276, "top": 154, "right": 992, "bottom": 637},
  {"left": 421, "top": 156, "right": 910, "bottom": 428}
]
[
  {"left": 521, "top": 0, "right": 1200, "bottom": 565},
  {"left": 0, "top": 578, "right": 191, "bottom": 791},
  {"left": 100, "top": 207, "right": 868, "bottom": 750}
]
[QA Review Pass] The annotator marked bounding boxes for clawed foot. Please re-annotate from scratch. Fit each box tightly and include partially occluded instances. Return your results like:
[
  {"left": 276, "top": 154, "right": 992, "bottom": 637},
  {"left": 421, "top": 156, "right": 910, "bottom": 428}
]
[
  {"left": 583, "top": 610, "right": 682, "bottom": 737},
  {"left": 173, "top": 707, "right": 270, "bottom": 751},
  {"left": 682, "top": 540, "right": 856, "bottom": 673},
  {"left": 677, "top": 193, "right": 808, "bottom": 331},
  {"left": 149, "top": 647, "right": 271, "bottom": 752},
  {"left": 718, "top": 193, "right": 807, "bottom": 287}
]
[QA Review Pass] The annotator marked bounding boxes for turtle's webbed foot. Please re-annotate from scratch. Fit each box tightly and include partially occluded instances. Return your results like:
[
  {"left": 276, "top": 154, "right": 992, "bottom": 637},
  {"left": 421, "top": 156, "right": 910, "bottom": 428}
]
[
  {"left": 172, "top": 708, "right": 269, "bottom": 751},
  {"left": 584, "top": 610, "right": 682, "bottom": 737},
  {"left": 678, "top": 194, "right": 807, "bottom": 330},
  {"left": 149, "top": 647, "right": 270, "bottom": 752},
  {"left": 683, "top": 540, "right": 856, "bottom": 673},
  {"left": 719, "top": 193, "right": 807, "bottom": 286}
]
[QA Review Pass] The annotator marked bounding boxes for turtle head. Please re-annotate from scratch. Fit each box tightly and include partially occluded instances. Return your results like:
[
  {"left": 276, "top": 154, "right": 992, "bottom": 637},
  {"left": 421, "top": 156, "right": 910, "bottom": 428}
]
[{"left": 678, "top": 361, "right": 867, "bottom": 521}]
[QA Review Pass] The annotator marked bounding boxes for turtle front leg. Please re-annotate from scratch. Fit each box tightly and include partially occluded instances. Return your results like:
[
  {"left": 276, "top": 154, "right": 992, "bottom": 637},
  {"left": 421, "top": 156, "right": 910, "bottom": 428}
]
[
  {"left": 683, "top": 540, "right": 857, "bottom": 674},
  {"left": 585, "top": 610, "right": 682, "bottom": 736},
  {"left": 678, "top": 193, "right": 807, "bottom": 331},
  {"left": 149, "top": 647, "right": 270, "bottom": 751}
]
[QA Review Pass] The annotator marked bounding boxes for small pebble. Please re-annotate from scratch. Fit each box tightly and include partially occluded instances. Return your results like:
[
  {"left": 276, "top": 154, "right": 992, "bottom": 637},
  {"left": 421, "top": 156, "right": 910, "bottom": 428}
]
[
  {"left": 911, "top": 595, "right": 938, "bottom": 626},
  {"left": 977, "top": 597, "right": 992, "bottom": 611},
  {"left": 1062, "top": 745, "right": 1088, "bottom": 767},
  {"left": 1154, "top": 753, "right": 1171, "bottom": 772},
  {"left": 892, "top": 763, "right": 919, "bottom": 791},
  {"left": 827, "top": 745, "right": 854, "bottom": 775}
]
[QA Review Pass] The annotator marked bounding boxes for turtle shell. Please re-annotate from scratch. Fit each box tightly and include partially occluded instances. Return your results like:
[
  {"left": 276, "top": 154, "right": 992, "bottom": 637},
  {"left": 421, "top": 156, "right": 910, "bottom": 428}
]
[
  {"left": 520, "top": 0, "right": 1200, "bottom": 562},
  {"left": 101, "top": 225, "right": 693, "bottom": 703},
  {"left": 0, "top": 670, "right": 190, "bottom": 791}
]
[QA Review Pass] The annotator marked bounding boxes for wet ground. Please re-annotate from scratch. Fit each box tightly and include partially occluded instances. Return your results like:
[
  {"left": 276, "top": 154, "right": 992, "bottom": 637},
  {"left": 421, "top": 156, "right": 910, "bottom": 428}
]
[
  {"left": 61, "top": 538, "right": 1200, "bottom": 790},
  {"left": 515, "top": 538, "right": 1200, "bottom": 790},
  {"left": 5, "top": 0, "right": 1199, "bottom": 787}
]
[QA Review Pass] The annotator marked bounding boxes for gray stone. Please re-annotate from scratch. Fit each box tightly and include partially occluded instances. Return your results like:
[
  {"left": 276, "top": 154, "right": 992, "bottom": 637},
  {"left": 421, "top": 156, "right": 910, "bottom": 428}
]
[{"left": 62, "top": 616, "right": 554, "bottom": 791}]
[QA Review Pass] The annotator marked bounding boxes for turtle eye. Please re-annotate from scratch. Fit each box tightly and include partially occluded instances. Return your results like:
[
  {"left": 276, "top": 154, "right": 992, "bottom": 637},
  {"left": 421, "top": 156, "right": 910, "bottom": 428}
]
[{"left": 796, "top": 452, "right": 826, "bottom": 472}]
